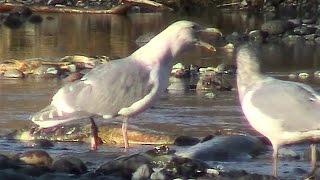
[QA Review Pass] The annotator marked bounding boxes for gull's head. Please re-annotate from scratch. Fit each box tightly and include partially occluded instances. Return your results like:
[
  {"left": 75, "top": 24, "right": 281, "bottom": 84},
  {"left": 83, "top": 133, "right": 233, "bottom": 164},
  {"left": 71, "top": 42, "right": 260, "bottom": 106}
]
[
  {"left": 158, "top": 20, "right": 221, "bottom": 55},
  {"left": 132, "top": 20, "right": 221, "bottom": 65}
]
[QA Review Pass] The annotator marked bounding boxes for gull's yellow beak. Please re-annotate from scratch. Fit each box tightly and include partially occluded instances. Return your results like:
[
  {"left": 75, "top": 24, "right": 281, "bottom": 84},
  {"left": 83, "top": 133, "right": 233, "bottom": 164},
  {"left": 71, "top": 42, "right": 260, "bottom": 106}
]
[
  {"left": 195, "top": 27, "right": 222, "bottom": 52},
  {"left": 195, "top": 40, "right": 216, "bottom": 52},
  {"left": 199, "top": 27, "right": 223, "bottom": 37}
]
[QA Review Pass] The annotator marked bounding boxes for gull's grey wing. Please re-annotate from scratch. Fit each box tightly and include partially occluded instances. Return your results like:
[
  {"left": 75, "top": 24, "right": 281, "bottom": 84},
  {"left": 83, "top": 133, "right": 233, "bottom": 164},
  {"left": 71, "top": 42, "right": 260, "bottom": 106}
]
[
  {"left": 249, "top": 79, "right": 320, "bottom": 132},
  {"left": 53, "top": 58, "right": 152, "bottom": 117}
]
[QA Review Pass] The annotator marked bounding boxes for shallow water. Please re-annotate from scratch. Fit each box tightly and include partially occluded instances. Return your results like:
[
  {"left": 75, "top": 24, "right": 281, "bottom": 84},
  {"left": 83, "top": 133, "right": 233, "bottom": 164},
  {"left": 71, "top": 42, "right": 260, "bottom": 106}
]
[{"left": 1, "top": 10, "right": 320, "bottom": 178}]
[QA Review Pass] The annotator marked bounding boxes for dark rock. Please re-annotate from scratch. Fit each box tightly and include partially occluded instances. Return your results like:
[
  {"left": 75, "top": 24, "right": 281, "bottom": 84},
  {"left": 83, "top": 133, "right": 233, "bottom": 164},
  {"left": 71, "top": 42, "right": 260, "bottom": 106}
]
[
  {"left": 51, "top": 156, "right": 87, "bottom": 175},
  {"left": 29, "top": 15, "right": 43, "bottom": 24},
  {"left": 32, "top": 139, "right": 54, "bottom": 149},
  {"left": 287, "top": 19, "right": 302, "bottom": 26},
  {"left": 304, "top": 34, "right": 316, "bottom": 41},
  {"left": 0, "top": 154, "right": 20, "bottom": 169},
  {"left": 175, "top": 135, "right": 267, "bottom": 161},
  {"left": 282, "top": 35, "right": 304, "bottom": 45},
  {"left": 19, "top": 150, "right": 53, "bottom": 167},
  {"left": 164, "top": 156, "right": 209, "bottom": 178},
  {"left": 3, "top": 69, "right": 24, "bottom": 78},
  {"left": 0, "top": 169, "right": 33, "bottom": 180},
  {"left": 17, "top": 165, "right": 51, "bottom": 177},
  {"left": 261, "top": 20, "right": 293, "bottom": 35},
  {"left": 225, "top": 32, "right": 249, "bottom": 43},
  {"left": 9, "top": 6, "right": 32, "bottom": 17},
  {"left": 196, "top": 71, "right": 233, "bottom": 91},
  {"left": 315, "top": 37, "right": 320, "bottom": 44},
  {"left": 3, "top": 14, "right": 24, "bottom": 29},
  {"left": 174, "top": 136, "right": 200, "bottom": 146},
  {"left": 95, "top": 153, "right": 151, "bottom": 178},
  {"left": 62, "top": 72, "right": 83, "bottom": 82},
  {"left": 293, "top": 26, "right": 316, "bottom": 35},
  {"left": 37, "top": 172, "right": 77, "bottom": 180},
  {"left": 248, "top": 30, "right": 268, "bottom": 43},
  {"left": 200, "top": 135, "right": 215, "bottom": 143},
  {"left": 132, "top": 164, "right": 152, "bottom": 180}
]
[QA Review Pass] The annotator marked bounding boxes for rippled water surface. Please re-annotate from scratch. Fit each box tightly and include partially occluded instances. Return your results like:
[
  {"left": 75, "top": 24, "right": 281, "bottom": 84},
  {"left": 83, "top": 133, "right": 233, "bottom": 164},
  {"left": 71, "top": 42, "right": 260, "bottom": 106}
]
[{"left": 1, "top": 10, "right": 320, "bottom": 178}]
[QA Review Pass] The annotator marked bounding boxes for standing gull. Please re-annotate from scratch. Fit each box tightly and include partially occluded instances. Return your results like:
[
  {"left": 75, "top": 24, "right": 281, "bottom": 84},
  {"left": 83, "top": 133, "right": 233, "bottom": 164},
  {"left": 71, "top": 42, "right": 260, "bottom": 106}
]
[
  {"left": 31, "top": 20, "right": 221, "bottom": 150},
  {"left": 237, "top": 44, "right": 320, "bottom": 177}
]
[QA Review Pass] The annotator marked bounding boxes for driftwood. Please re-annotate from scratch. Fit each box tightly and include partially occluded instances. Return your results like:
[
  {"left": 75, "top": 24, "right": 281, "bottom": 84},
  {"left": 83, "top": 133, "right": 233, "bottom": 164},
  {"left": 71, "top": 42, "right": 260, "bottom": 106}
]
[{"left": 0, "top": 0, "right": 173, "bottom": 14}]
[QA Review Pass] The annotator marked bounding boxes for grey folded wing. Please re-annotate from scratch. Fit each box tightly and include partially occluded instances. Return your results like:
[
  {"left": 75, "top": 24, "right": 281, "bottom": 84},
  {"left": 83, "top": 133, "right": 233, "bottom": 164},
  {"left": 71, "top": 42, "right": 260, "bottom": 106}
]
[{"left": 249, "top": 79, "right": 320, "bottom": 132}]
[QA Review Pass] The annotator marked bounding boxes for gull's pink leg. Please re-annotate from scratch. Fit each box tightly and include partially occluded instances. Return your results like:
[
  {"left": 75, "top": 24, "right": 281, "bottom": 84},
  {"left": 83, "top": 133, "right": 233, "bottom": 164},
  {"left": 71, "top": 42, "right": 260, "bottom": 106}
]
[
  {"left": 306, "top": 144, "right": 317, "bottom": 179},
  {"left": 272, "top": 145, "right": 278, "bottom": 177},
  {"left": 90, "top": 118, "right": 99, "bottom": 151},
  {"left": 122, "top": 117, "right": 129, "bottom": 149}
]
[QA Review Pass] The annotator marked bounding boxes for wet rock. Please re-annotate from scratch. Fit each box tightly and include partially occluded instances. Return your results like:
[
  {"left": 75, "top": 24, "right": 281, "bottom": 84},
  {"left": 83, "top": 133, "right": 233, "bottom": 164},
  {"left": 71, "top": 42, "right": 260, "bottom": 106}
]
[
  {"left": 196, "top": 70, "right": 233, "bottom": 91},
  {"left": 3, "top": 69, "right": 25, "bottom": 78},
  {"left": 165, "top": 156, "right": 209, "bottom": 178},
  {"left": 62, "top": 72, "right": 83, "bottom": 82},
  {"left": 304, "top": 34, "right": 316, "bottom": 41},
  {"left": 248, "top": 30, "right": 268, "bottom": 43},
  {"left": 315, "top": 37, "right": 320, "bottom": 44},
  {"left": 3, "top": 14, "right": 24, "bottom": 29},
  {"left": 0, "top": 154, "right": 20, "bottom": 169},
  {"left": 282, "top": 35, "right": 304, "bottom": 45},
  {"left": 293, "top": 26, "right": 316, "bottom": 35},
  {"left": 215, "top": 63, "right": 237, "bottom": 75},
  {"left": 32, "top": 139, "right": 54, "bottom": 149},
  {"left": 132, "top": 164, "right": 151, "bottom": 180},
  {"left": 167, "top": 77, "right": 189, "bottom": 93},
  {"left": 29, "top": 14, "right": 43, "bottom": 24},
  {"left": 37, "top": 172, "right": 77, "bottom": 180},
  {"left": 287, "top": 19, "right": 302, "bottom": 27},
  {"left": 0, "top": 169, "right": 33, "bottom": 180},
  {"left": 17, "top": 165, "right": 51, "bottom": 177},
  {"left": 175, "top": 135, "right": 267, "bottom": 161},
  {"left": 150, "top": 168, "right": 166, "bottom": 180},
  {"left": 95, "top": 153, "right": 152, "bottom": 178},
  {"left": 9, "top": 6, "right": 32, "bottom": 17},
  {"left": 19, "top": 150, "right": 53, "bottom": 167},
  {"left": 33, "top": 65, "right": 59, "bottom": 77},
  {"left": 261, "top": 20, "right": 293, "bottom": 35},
  {"left": 51, "top": 156, "right": 87, "bottom": 175},
  {"left": 171, "top": 63, "right": 190, "bottom": 78},
  {"left": 173, "top": 136, "right": 200, "bottom": 146}
]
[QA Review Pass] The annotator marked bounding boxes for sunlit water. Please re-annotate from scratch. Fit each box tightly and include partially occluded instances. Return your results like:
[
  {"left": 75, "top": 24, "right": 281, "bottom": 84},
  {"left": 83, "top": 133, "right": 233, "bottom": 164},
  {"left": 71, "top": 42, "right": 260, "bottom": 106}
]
[{"left": 1, "top": 10, "right": 320, "bottom": 178}]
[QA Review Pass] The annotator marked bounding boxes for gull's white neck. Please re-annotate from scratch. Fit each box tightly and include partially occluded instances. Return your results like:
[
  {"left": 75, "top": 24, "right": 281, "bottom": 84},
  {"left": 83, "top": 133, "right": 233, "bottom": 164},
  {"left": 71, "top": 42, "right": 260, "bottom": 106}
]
[
  {"left": 237, "top": 59, "right": 266, "bottom": 101},
  {"left": 130, "top": 29, "right": 187, "bottom": 67}
]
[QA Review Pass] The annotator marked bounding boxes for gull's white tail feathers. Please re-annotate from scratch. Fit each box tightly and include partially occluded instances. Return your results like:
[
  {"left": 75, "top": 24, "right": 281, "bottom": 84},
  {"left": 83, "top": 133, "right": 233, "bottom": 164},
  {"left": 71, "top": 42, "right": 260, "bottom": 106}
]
[{"left": 31, "top": 105, "right": 91, "bottom": 128}]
